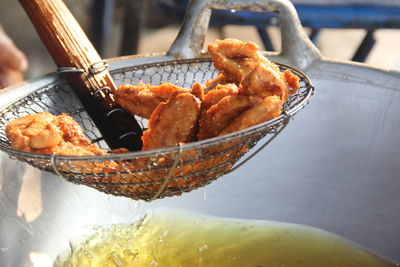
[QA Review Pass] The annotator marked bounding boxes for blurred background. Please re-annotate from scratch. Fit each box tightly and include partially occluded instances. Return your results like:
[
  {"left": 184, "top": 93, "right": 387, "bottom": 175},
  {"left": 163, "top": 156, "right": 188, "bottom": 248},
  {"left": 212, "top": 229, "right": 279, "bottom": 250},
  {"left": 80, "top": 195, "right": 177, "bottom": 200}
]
[
  {"left": 1, "top": 1, "right": 400, "bottom": 265},
  {"left": 0, "top": 0, "right": 400, "bottom": 81}
]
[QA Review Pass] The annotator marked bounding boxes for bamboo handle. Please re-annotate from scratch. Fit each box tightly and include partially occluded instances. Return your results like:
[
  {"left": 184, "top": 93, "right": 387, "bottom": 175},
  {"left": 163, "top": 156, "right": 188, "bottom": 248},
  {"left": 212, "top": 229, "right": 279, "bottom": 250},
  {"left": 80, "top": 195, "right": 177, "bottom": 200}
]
[
  {"left": 19, "top": 0, "right": 143, "bottom": 151},
  {"left": 19, "top": 0, "right": 116, "bottom": 108}
]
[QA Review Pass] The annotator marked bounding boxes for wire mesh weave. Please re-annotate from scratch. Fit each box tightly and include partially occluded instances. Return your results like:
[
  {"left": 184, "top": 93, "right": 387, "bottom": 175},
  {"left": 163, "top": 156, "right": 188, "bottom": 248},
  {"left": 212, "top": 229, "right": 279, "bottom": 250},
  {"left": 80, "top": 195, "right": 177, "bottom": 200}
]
[{"left": 0, "top": 58, "right": 313, "bottom": 200}]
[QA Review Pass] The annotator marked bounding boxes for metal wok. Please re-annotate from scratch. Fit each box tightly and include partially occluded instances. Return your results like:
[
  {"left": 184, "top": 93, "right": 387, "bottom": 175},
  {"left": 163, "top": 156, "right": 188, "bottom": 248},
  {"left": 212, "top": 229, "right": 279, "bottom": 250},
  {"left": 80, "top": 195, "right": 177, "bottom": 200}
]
[{"left": 0, "top": 0, "right": 399, "bottom": 265}]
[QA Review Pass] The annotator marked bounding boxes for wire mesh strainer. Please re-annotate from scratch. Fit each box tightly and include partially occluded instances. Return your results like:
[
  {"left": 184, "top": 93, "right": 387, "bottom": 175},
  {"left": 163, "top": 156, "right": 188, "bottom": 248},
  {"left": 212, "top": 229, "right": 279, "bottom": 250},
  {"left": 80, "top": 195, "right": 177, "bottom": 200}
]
[{"left": 0, "top": 58, "right": 313, "bottom": 200}]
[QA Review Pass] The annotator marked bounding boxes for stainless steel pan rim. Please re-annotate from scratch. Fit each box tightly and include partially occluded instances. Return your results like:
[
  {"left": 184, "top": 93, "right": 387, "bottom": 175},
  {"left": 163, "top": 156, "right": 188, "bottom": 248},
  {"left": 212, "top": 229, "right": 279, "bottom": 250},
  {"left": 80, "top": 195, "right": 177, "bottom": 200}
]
[{"left": 1, "top": 0, "right": 400, "bottom": 263}]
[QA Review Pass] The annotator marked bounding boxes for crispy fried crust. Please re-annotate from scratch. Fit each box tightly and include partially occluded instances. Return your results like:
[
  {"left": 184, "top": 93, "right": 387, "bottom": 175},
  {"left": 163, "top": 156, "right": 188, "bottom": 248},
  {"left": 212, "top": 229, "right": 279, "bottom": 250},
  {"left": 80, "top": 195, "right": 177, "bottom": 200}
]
[
  {"left": 219, "top": 96, "right": 283, "bottom": 136},
  {"left": 197, "top": 95, "right": 254, "bottom": 140},
  {"left": 202, "top": 83, "right": 239, "bottom": 112},
  {"left": 191, "top": 82, "right": 205, "bottom": 102},
  {"left": 205, "top": 73, "right": 234, "bottom": 90},
  {"left": 142, "top": 92, "right": 201, "bottom": 150},
  {"left": 115, "top": 82, "right": 190, "bottom": 119},
  {"left": 283, "top": 69, "right": 300, "bottom": 95},
  {"left": 207, "top": 38, "right": 261, "bottom": 84},
  {"left": 240, "top": 62, "right": 288, "bottom": 101},
  {"left": 6, "top": 112, "right": 106, "bottom": 156},
  {"left": 208, "top": 38, "right": 299, "bottom": 102}
]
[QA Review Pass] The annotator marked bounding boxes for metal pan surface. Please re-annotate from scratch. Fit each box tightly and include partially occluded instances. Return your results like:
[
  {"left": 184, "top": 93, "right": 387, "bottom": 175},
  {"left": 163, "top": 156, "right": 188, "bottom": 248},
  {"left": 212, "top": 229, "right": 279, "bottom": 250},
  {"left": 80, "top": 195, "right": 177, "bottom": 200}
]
[{"left": 0, "top": 0, "right": 399, "bottom": 265}]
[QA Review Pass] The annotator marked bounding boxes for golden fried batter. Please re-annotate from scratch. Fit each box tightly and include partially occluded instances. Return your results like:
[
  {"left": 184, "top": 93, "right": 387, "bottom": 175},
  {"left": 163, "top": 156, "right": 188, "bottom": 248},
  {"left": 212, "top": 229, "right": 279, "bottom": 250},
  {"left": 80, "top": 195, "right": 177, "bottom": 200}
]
[
  {"left": 208, "top": 38, "right": 299, "bottom": 102},
  {"left": 56, "top": 114, "right": 91, "bottom": 145},
  {"left": 115, "top": 82, "right": 190, "bottom": 119},
  {"left": 219, "top": 95, "right": 283, "bottom": 136},
  {"left": 202, "top": 83, "right": 239, "bottom": 112},
  {"left": 6, "top": 112, "right": 106, "bottom": 156},
  {"left": 56, "top": 142, "right": 106, "bottom": 156},
  {"left": 142, "top": 92, "right": 201, "bottom": 150},
  {"left": 191, "top": 82, "right": 205, "bottom": 102},
  {"left": 283, "top": 69, "right": 300, "bottom": 95},
  {"left": 205, "top": 73, "right": 234, "bottom": 90},
  {"left": 240, "top": 62, "right": 288, "bottom": 101},
  {"left": 208, "top": 38, "right": 261, "bottom": 84},
  {"left": 6, "top": 112, "right": 62, "bottom": 153},
  {"left": 197, "top": 95, "right": 255, "bottom": 140}
]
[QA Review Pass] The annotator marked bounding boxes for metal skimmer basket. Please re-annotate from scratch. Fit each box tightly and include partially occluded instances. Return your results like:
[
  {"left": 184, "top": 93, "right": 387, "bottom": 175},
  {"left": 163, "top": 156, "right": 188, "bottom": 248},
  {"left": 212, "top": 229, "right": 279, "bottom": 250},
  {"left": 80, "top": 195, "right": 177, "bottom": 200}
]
[{"left": 0, "top": 58, "right": 313, "bottom": 200}]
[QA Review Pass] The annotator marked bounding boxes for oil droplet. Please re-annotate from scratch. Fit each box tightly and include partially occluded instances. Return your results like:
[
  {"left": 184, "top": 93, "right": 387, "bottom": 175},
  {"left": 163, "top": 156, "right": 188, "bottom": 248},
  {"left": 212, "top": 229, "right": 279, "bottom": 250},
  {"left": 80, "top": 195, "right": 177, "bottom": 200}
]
[{"left": 198, "top": 244, "right": 208, "bottom": 252}]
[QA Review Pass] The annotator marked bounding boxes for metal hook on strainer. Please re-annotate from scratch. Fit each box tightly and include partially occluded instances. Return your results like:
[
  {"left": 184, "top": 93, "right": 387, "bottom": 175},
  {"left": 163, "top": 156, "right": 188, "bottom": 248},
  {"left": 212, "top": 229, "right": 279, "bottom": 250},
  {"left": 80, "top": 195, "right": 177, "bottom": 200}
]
[{"left": 150, "top": 145, "right": 184, "bottom": 201}]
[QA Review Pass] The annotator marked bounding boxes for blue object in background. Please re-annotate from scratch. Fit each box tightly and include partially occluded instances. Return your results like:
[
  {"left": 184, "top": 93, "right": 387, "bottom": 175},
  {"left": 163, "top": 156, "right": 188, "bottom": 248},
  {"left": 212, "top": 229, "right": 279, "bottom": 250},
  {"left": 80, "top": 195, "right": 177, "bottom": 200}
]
[{"left": 89, "top": 0, "right": 400, "bottom": 62}]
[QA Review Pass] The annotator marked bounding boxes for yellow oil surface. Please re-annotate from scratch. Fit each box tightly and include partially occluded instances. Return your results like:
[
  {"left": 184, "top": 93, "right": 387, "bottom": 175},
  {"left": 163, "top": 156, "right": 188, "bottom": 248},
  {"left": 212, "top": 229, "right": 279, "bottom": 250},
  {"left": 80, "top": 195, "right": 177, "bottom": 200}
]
[{"left": 55, "top": 211, "right": 396, "bottom": 267}]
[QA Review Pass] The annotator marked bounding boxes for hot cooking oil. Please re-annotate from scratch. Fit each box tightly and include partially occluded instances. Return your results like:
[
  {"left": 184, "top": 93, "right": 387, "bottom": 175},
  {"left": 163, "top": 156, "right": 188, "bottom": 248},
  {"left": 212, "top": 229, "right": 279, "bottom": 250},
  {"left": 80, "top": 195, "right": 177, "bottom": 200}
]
[{"left": 54, "top": 210, "right": 397, "bottom": 267}]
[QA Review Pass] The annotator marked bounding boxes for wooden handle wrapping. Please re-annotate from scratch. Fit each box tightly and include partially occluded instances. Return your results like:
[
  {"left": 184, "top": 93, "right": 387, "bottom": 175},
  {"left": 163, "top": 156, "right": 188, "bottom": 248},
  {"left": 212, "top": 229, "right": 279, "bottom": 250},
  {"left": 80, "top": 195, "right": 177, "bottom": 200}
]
[
  {"left": 19, "top": 0, "right": 116, "bottom": 108},
  {"left": 19, "top": 0, "right": 143, "bottom": 151}
]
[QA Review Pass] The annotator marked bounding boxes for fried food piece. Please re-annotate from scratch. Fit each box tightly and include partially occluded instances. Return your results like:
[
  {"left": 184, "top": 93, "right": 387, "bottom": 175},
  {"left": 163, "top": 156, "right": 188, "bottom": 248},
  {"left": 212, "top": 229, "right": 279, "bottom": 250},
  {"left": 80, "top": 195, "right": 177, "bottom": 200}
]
[
  {"left": 6, "top": 112, "right": 62, "bottom": 153},
  {"left": 202, "top": 83, "right": 239, "bottom": 111},
  {"left": 142, "top": 92, "right": 201, "bottom": 150},
  {"left": 208, "top": 38, "right": 300, "bottom": 101},
  {"left": 56, "top": 142, "right": 106, "bottom": 156},
  {"left": 44, "top": 114, "right": 106, "bottom": 156},
  {"left": 191, "top": 82, "right": 205, "bottom": 102},
  {"left": 219, "top": 95, "right": 283, "bottom": 136},
  {"left": 56, "top": 114, "right": 92, "bottom": 146},
  {"left": 115, "top": 82, "right": 190, "bottom": 119},
  {"left": 111, "top": 148, "right": 130, "bottom": 154},
  {"left": 199, "top": 48, "right": 289, "bottom": 139},
  {"left": 240, "top": 62, "right": 288, "bottom": 101},
  {"left": 208, "top": 38, "right": 261, "bottom": 84},
  {"left": 197, "top": 95, "right": 257, "bottom": 140},
  {"left": 205, "top": 73, "right": 234, "bottom": 91},
  {"left": 6, "top": 112, "right": 106, "bottom": 156},
  {"left": 283, "top": 69, "right": 300, "bottom": 95}
]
